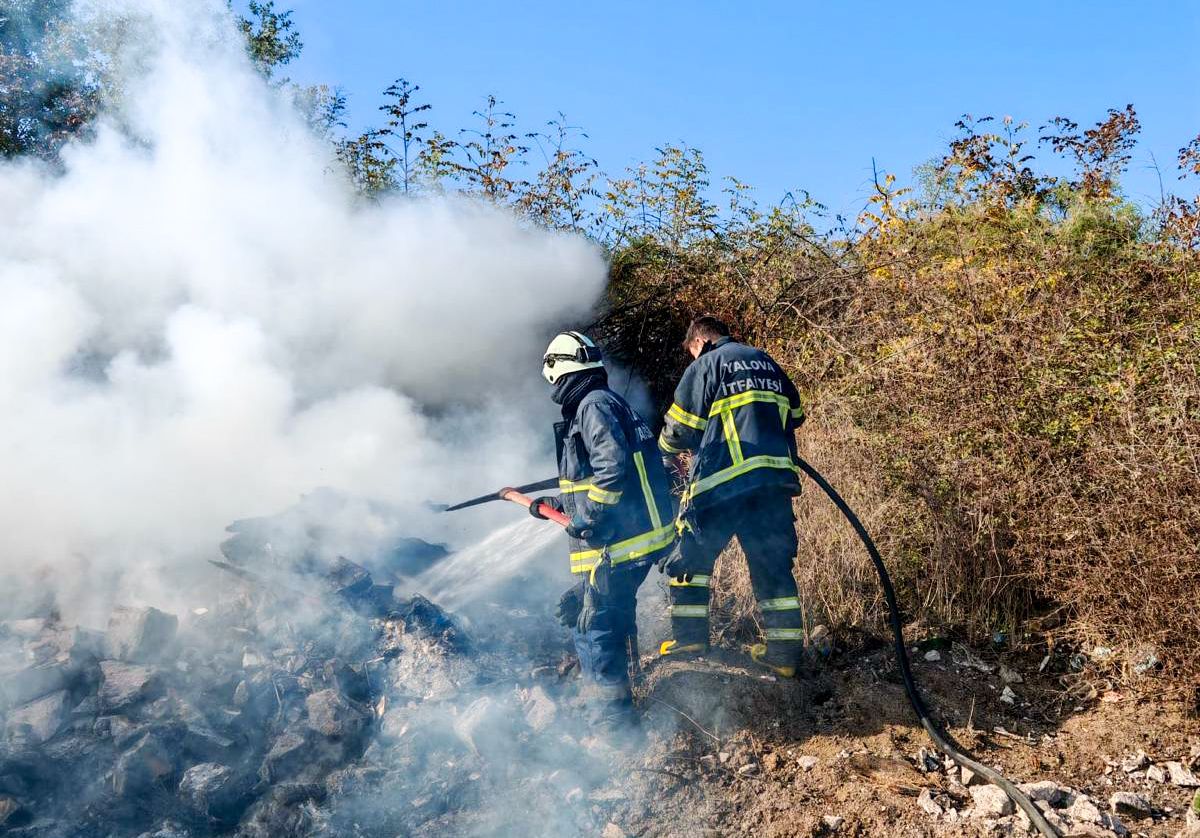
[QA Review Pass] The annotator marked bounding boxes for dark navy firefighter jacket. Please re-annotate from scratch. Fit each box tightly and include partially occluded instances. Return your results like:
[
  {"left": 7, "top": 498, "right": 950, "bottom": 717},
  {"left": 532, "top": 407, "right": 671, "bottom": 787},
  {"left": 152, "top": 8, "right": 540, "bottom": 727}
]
[
  {"left": 658, "top": 337, "right": 805, "bottom": 512},
  {"left": 556, "top": 388, "right": 677, "bottom": 575}
]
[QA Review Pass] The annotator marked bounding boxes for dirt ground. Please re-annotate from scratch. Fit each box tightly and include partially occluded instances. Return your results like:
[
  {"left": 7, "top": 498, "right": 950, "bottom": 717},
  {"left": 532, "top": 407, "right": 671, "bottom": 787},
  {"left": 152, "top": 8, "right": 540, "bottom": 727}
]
[{"left": 578, "top": 642, "right": 1200, "bottom": 838}]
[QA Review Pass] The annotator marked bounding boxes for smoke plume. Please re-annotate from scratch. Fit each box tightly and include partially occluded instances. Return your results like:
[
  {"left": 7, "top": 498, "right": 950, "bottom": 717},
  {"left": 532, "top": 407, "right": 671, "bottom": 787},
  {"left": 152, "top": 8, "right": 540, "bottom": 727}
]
[{"left": 0, "top": 0, "right": 606, "bottom": 623}]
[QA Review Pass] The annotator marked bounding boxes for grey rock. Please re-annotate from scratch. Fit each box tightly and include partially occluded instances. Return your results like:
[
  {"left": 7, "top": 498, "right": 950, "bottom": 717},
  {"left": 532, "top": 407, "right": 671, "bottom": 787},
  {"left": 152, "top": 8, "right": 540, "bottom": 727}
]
[
  {"left": 178, "top": 762, "right": 251, "bottom": 822},
  {"left": 322, "top": 659, "right": 371, "bottom": 703},
  {"left": 4, "top": 690, "right": 70, "bottom": 746},
  {"left": 1120, "top": 750, "right": 1150, "bottom": 773},
  {"left": 94, "top": 713, "right": 142, "bottom": 744},
  {"left": 970, "top": 784, "right": 1014, "bottom": 818},
  {"left": 917, "top": 788, "right": 943, "bottom": 816},
  {"left": 1065, "top": 794, "right": 1103, "bottom": 824},
  {"left": 170, "top": 696, "right": 235, "bottom": 758},
  {"left": 326, "top": 557, "right": 374, "bottom": 600},
  {"left": 106, "top": 606, "right": 178, "bottom": 663},
  {"left": 1, "top": 619, "right": 49, "bottom": 639},
  {"left": 271, "top": 781, "right": 326, "bottom": 806},
  {"left": 259, "top": 730, "right": 313, "bottom": 783},
  {"left": 180, "top": 717, "right": 236, "bottom": 761},
  {"left": 241, "top": 648, "right": 266, "bottom": 669},
  {"left": 1146, "top": 764, "right": 1167, "bottom": 783},
  {"left": 0, "top": 657, "right": 75, "bottom": 709},
  {"left": 522, "top": 685, "right": 557, "bottom": 733},
  {"left": 236, "top": 783, "right": 319, "bottom": 838},
  {"left": 1108, "top": 791, "right": 1152, "bottom": 819},
  {"left": 453, "top": 695, "right": 518, "bottom": 759},
  {"left": 305, "top": 689, "right": 369, "bottom": 741},
  {"left": 113, "top": 732, "right": 176, "bottom": 797},
  {"left": 797, "top": 755, "right": 819, "bottom": 771},
  {"left": 1168, "top": 760, "right": 1200, "bottom": 787},
  {"left": 923, "top": 650, "right": 941, "bottom": 662},
  {"left": 71, "top": 695, "right": 99, "bottom": 719},
  {"left": 1131, "top": 644, "right": 1160, "bottom": 675},
  {"left": 0, "top": 795, "right": 32, "bottom": 829},
  {"left": 821, "top": 814, "right": 844, "bottom": 831},
  {"left": 99, "top": 660, "right": 163, "bottom": 711},
  {"left": 1018, "top": 780, "right": 1071, "bottom": 807},
  {"left": 1104, "top": 813, "right": 1129, "bottom": 836},
  {"left": 233, "top": 671, "right": 277, "bottom": 721},
  {"left": 44, "top": 626, "right": 105, "bottom": 663}
]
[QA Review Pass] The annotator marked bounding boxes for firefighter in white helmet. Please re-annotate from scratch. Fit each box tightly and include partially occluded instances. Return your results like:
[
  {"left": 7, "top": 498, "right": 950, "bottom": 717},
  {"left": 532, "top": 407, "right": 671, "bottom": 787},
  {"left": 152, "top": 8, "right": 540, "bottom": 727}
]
[{"left": 532, "top": 331, "right": 675, "bottom": 730}]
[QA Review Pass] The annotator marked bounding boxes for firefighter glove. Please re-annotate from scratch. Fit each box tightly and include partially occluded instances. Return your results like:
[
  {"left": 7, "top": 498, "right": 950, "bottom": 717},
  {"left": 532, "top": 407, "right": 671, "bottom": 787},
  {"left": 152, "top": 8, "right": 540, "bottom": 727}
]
[
  {"left": 556, "top": 582, "right": 585, "bottom": 628},
  {"left": 656, "top": 542, "right": 691, "bottom": 580},
  {"left": 528, "top": 495, "right": 563, "bottom": 520}
]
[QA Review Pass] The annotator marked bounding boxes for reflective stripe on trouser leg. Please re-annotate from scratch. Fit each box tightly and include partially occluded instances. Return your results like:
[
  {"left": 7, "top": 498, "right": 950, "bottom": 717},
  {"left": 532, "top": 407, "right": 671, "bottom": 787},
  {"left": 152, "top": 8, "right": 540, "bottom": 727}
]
[
  {"left": 667, "top": 577, "right": 710, "bottom": 648},
  {"left": 760, "top": 597, "right": 804, "bottom": 666}
]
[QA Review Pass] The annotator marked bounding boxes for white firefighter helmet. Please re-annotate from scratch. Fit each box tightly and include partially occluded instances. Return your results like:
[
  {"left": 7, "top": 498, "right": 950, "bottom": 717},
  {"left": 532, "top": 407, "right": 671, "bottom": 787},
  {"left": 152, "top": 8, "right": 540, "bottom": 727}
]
[{"left": 542, "top": 331, "right": 604, "bottom": 384}]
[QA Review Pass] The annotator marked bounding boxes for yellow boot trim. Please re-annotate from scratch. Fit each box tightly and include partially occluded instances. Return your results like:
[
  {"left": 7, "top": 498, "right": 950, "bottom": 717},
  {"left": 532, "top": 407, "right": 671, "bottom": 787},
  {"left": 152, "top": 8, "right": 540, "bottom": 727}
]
[
  {"left": 748, "top": 643, "right": 796, "bottom": 678},
  {"left": 659, "top": 640, "right": 708, "bottom": 657}
]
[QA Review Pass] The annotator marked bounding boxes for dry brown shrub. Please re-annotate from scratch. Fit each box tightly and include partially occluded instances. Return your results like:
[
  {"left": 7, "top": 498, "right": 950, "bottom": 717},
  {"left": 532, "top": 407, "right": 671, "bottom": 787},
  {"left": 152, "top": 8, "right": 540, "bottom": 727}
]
[{"left": 604, "top": 197, "right": 1200, "bottom": 689}]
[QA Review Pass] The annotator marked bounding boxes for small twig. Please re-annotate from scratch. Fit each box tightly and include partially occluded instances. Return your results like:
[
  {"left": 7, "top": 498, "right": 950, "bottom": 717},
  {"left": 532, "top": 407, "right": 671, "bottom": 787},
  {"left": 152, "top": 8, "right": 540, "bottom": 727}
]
[
  {"left": 631, "top": 767, "right": 690, "bottom": 783},
  {"left": 647, "top": 697, "right": 721, "bottom": 745},
  {"left": 992, "top": 725, "right": 1032, "bottom": 744}
]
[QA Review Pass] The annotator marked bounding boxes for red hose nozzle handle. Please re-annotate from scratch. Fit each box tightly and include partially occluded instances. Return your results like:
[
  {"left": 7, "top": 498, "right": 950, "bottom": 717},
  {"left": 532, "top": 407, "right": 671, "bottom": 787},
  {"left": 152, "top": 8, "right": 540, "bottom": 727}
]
[{"left": 498, "top": 488, "right": 572, "bottom": 529}]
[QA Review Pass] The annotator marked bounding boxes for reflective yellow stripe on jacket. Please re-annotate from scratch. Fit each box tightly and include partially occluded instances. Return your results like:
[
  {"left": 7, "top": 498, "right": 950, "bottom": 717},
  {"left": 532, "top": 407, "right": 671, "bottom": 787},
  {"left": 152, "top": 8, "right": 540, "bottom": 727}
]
[
  {"left": 559, "top": 477, "right": 594, "bottom": 494},
  {"left": 569, "top": 524, "right": 676, "bottom": 575},
  {"left": 667, "top": 402, "right": 708, "bottom": 431},
  {"left": 587, "top": 485, "right": 622, "bottom": 505},
  {"left": 682, "top": 390, "right": 799, "bottom": 502}
]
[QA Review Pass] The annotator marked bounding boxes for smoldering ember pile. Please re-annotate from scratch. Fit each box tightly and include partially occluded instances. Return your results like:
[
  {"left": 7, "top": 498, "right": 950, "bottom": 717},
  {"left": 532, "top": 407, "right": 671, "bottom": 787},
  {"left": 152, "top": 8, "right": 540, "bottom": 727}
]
[{"left": 0, "top": 511, "right": 617, "bottom": 837}]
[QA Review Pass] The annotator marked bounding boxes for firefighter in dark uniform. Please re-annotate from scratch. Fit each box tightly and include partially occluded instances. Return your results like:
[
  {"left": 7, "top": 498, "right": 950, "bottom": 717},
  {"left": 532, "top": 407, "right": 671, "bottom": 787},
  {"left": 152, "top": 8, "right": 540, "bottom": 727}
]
[
  {"left": 657, "top": 316, "right": 807, "bottom": 676},
  {"left": 530, "top": 331, "right": 676, "bottom": 727}
]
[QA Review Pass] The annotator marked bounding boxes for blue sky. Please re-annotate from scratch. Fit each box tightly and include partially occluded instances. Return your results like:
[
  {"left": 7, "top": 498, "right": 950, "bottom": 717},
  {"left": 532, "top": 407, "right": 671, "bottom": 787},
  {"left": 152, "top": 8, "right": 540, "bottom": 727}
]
[{"left": 275, "top": 0, "right": 1199, "bottom": 219}]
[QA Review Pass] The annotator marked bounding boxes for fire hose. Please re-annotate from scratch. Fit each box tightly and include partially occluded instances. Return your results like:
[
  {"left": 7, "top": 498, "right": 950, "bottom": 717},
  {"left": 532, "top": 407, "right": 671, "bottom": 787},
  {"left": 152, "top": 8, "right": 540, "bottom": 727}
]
[
  {"left": 791, "top": 458, "right": 1058, "bottom": 838},
  {"left": 446, "top": 464, "right": 1058, "bottom": 837}
]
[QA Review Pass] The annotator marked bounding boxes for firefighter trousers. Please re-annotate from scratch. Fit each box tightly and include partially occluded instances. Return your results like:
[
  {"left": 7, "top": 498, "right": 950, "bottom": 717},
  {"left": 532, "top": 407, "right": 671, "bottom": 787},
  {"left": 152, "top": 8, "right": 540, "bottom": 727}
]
[
  {"left": 667, "top": 487, "right": 803, "bottom": 666},
  {"left": 573, "top": 560, "right": 651, "bottom": 695}
]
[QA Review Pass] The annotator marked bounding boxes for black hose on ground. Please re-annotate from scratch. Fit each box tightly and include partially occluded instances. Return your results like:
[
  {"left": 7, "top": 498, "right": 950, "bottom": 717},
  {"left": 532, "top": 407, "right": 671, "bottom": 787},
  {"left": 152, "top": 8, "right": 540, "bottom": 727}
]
[{"left": 794, "top": 457, "right": 1059, "bottom": 838}]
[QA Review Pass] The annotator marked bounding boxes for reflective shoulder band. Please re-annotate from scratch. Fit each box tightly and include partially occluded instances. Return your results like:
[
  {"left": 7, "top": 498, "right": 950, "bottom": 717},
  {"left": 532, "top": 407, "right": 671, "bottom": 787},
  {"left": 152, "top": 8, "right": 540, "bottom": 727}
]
[
  {"left": 667, "top": 402, "right": 708, "bottom": 431},
  {"left": 759, "top": 596, "right": 801, "bottom": 611},
  {"left": 708, "top": 390, "right": 790, "bottom": 416},
  {"left": 658, "top": 434, "right": 685, "bottom": 454},
  {"left": 587, "top": 486, "right": 622, "bottom": 505}
]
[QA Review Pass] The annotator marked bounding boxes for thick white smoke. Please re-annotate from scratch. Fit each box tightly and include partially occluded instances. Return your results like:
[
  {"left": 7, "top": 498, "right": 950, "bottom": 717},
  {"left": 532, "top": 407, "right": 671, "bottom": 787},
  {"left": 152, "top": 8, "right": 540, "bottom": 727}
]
[{"left": 0, "top": 0, "right": 606, "bottom": 621}]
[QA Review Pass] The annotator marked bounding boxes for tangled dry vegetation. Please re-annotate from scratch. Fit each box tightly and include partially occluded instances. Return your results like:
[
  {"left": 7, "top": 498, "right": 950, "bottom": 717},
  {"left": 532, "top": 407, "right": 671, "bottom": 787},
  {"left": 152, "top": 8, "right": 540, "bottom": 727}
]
[{"left": 595, "top": 110, "right": 1200, "bottom": 693}]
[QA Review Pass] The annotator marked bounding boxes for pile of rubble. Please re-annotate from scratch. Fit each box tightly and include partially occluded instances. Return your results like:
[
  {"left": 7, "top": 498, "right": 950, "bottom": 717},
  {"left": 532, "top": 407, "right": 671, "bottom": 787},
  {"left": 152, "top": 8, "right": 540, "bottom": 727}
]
[
  {"left": 907, "top": 742, "right": 1200, "bottom": 836},
  {"left": 0, "top": 495, "right": 648, "bottom": 838},
  {"left": 0, "top": 540, "right": 577, "bottom": 838}
]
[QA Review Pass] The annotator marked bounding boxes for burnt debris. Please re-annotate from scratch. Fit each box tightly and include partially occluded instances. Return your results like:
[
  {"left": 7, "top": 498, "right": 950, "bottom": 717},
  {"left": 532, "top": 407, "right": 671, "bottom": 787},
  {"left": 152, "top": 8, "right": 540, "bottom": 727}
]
[{"left": 0, "top": 549, "right": 477, "bottom": 838}]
